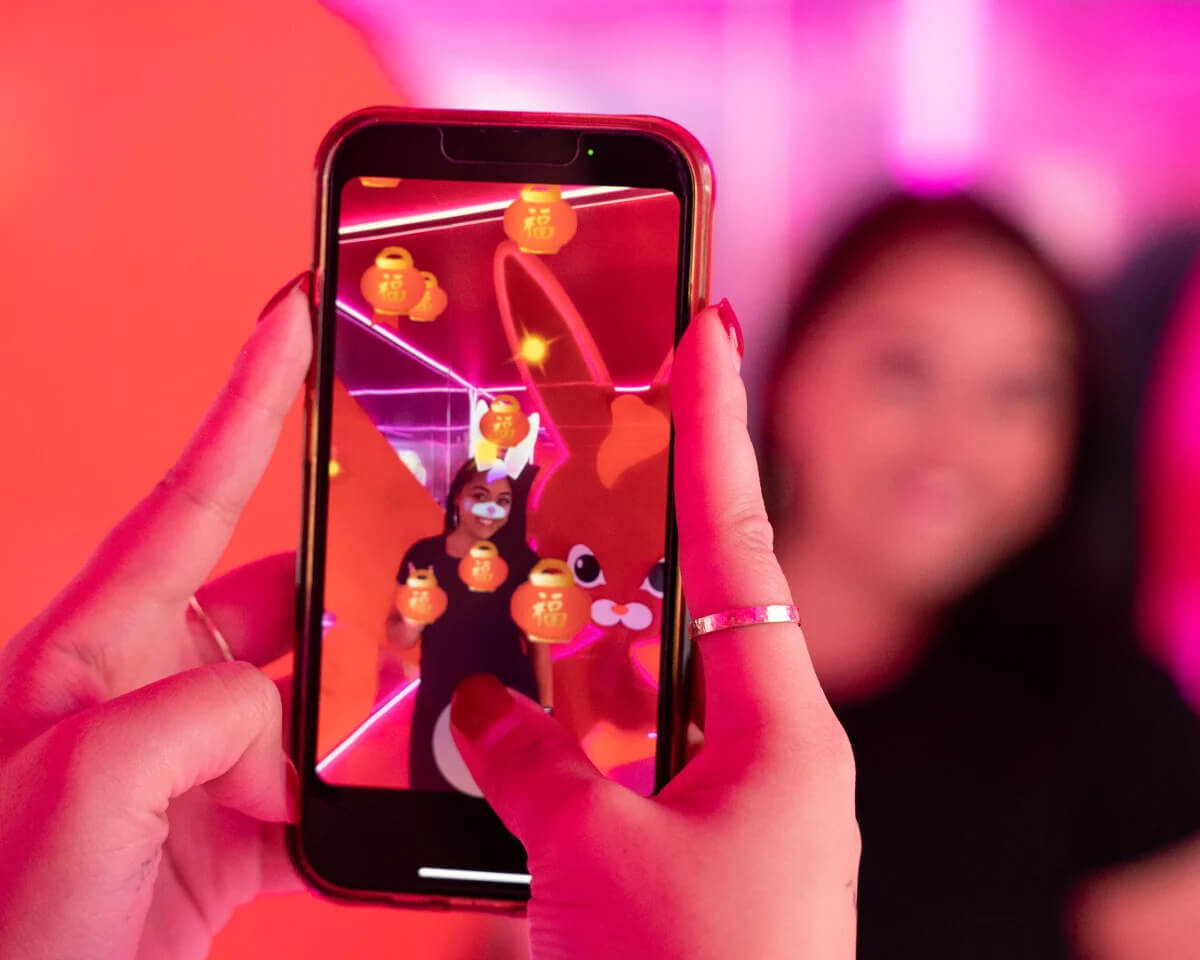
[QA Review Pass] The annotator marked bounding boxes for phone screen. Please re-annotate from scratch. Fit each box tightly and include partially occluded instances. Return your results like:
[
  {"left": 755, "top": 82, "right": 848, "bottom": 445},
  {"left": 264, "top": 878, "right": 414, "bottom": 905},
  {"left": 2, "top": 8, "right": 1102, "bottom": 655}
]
[{"left": 313, "top": 176, "right": 682, "bottom": 804}]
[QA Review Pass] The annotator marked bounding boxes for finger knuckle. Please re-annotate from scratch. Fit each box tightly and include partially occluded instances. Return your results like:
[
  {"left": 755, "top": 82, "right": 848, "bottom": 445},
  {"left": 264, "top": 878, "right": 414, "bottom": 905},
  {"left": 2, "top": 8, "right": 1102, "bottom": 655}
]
[
  {"left": 801, "top": 716, "right": 857, "bottom": 798},
  {"left": 826, "top": 727, "right": 857, "bottom": 795},
  {"left": 724, "top": 504, "right": 776, "bottom": 556},
  {"left": 226, "top": 368, "right": 291, "bottom": 423},
  {"left": 680, "top": 500, "right": 777, "bottom": 576},
  {"left": 204, "top": 660, "right": 280, "bottom": 723},
  {"left": 153, "top": 469, "right": 242, "bottom": 532},
  {"left": 44, "top": 713, "right": 106, "bottom": 793}
]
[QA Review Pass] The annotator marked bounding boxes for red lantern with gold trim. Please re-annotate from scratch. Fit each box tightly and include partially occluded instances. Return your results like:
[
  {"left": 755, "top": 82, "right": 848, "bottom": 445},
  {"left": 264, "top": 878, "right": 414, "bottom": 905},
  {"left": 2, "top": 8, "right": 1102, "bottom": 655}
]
[
  {"left": 458, "top": 540, "right": 509, "bottom": 593},
  {"left": 361, "top": 246, "right": 424, "bottom": 324},
  {"left": 503, "top": 184, "right": 578, "bottom": 254},
  {"left": 407, "top": 271, "right": 448, "bottom": 323},
  {"left": 394, "top": 567, "right": 448, "bottom": 625},
  {"left": 510, "top": 559, "right": 591, "bottom": 643},
  {"left": 479, "top": 395, "right": 530, "bottom": 449}
]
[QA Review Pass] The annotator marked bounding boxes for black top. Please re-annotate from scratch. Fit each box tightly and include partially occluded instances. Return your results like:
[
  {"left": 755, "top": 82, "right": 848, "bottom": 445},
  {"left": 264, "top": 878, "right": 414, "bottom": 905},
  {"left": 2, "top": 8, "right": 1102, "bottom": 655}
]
[
  {"left": 399, "top": 534, "right": 540, "bottom": 702},
  {"left": 841, "top": 635, "right": 1200, "bottom": 959},
  {"left": 399, "top": 535, "right": 540, "bottom": 791}
]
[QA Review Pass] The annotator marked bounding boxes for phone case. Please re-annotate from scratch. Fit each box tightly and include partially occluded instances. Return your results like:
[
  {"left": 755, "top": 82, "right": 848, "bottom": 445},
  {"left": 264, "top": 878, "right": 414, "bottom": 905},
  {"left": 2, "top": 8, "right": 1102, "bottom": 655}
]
[{"left": 291, "top": 106, "right": 715, "bottom": 911}]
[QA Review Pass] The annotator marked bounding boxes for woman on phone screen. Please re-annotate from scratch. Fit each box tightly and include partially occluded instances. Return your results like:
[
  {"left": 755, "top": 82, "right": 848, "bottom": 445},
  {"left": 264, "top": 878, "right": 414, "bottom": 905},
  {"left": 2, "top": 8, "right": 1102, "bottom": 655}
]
[{"left": 387, "top": 457, "right": 549, "bottom": 792}]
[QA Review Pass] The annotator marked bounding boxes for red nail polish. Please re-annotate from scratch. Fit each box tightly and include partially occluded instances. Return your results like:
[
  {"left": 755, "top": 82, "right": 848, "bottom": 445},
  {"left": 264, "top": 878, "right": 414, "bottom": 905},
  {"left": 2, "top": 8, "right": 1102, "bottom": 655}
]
[
  {"left": 284, "top": 755, "right": 301, "bottom": 824},
  {"left": 715, "top": 298, "right": 744, "bottom": 363},
  {"left": 451, "top": 674, "right": 515, "bottom": 742},
  {"left": 258, "top": 271, "right": 310, "bottom": 324}
]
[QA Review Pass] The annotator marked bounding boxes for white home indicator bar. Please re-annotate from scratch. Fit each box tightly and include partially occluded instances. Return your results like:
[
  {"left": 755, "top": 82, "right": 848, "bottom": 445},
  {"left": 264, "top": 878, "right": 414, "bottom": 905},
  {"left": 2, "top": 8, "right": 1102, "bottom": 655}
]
[{"left": 418, "top": 867, "right": 531, "bottom": 885}]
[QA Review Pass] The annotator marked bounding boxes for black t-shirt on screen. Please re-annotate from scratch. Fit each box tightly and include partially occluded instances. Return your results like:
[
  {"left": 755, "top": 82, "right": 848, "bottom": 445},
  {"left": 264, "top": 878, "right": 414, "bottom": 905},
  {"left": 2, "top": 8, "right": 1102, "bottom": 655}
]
[{"left": 398, "top": 534, "right": 539, "bottom": 792}]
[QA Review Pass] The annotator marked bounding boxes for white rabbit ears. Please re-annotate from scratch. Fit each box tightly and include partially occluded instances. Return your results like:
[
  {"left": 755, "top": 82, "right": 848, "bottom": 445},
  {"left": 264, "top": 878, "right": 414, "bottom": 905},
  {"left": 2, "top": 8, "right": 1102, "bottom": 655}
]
[{"left": 469, "top": 394, "right": 540, "bottom": 483}]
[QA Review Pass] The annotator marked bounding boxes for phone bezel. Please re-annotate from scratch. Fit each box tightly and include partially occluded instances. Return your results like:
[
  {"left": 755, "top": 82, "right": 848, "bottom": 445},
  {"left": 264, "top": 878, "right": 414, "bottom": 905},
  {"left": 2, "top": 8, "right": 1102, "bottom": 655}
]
[{"left": 290, "top": 107, "right": 714, "bottom": 910}]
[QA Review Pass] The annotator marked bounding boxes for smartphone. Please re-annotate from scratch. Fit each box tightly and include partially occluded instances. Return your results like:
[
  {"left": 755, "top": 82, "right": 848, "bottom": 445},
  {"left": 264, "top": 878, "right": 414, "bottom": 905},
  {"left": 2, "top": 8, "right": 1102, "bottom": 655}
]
[{"left": 290, "top": 107, "right": 713, "bottom": 909}]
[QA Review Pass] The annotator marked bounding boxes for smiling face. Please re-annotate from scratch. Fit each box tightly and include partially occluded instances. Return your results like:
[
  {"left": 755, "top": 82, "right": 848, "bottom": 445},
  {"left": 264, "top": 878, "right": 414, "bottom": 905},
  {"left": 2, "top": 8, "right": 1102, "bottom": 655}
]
[
  {"left": 455, "top": 474, "right": 512, "bottom": 541},
  {"left": 777, "top": 232, "right": 1079, "bottom": 606}
]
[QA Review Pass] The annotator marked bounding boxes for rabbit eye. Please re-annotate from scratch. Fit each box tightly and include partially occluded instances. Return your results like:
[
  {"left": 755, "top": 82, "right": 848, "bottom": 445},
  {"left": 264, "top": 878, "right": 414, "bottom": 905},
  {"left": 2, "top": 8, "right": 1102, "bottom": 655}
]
[
  {"left": 567, "top": 544, "right": 606, "bottom": 587},
  {"left": 641, "top": 558, "right": 666, "bottom": 599}
]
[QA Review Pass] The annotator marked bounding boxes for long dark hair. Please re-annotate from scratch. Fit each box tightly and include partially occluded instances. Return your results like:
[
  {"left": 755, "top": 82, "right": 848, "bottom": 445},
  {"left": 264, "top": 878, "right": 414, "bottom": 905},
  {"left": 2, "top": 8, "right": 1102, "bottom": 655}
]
[
  {"left": 760, "top": 192, "right": 1105, "bottom": 715},
  {"left": 1088, "top": 227, "right": 1200, "bottom": 632},
  {"left": 443, "top": 458, "right": 539, "bottom": 563}
]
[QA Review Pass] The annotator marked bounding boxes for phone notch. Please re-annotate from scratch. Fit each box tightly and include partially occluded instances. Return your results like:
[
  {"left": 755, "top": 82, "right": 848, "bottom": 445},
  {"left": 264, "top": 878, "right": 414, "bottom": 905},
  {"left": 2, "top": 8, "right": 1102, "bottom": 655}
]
[{"left": 439, "top": 125, "right": 580, "bottom": 166}]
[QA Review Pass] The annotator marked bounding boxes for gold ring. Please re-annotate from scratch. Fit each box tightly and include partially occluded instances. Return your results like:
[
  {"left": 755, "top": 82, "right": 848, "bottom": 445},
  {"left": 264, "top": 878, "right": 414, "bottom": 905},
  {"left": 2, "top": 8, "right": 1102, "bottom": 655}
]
[
  {"left": 188, "top": 595, "right": 235, "bottom": 662},
  {"left": 688, "top": 604, "right": 800, "bottom": 640}
]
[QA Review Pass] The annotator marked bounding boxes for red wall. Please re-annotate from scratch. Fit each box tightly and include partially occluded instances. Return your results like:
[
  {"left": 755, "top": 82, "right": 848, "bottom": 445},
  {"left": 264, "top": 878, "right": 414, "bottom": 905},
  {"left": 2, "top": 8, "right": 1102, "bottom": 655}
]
[{"left": 0, "top": 1, "right": 525, "bottom": 956}]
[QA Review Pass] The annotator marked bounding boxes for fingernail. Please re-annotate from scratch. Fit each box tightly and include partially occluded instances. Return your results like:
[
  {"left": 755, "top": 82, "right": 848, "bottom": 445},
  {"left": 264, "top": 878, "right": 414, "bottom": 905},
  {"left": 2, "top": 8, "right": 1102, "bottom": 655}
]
[
  {"left": 283, "top": 754, "right": 301, "bottom": 824},
  {"left": 258, "top": 271, "right": 310, "bottom": 325},
  {"left": 451, "top": 673, "right": 515, "bottom": 744},
  {"left": 715, "top": 298, "right": 743, "bottom": 373}
]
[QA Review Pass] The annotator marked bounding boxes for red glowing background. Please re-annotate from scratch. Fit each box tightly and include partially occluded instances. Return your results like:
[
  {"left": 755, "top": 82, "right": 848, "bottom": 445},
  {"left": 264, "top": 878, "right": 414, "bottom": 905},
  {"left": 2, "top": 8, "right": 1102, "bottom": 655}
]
[{"left": 4, "top": 1, "right": 1200, "bottom": 958}]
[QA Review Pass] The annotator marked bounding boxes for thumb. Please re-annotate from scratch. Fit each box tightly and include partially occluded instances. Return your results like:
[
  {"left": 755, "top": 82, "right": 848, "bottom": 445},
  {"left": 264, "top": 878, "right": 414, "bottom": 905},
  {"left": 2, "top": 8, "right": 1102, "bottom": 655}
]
[
  {"left": 57, "top": 660, "right": 293, "bottom": 825},
  {"left": 451, "top": 674, "right": 603, "bottom": 853},
  {"left": 0, "top": 662, "right": 293, "bottom": 959}
]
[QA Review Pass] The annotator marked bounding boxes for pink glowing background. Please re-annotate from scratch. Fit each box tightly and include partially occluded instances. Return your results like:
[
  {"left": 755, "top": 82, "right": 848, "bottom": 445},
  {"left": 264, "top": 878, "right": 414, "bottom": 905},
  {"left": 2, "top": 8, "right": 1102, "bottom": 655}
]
[{"left": 2, "top": 1, "right": 1199, "bottom": 958}]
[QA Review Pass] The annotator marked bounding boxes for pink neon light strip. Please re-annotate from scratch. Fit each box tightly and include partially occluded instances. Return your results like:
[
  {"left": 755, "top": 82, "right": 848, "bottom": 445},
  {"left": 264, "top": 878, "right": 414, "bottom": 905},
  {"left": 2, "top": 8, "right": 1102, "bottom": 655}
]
[
  {"left": 339, "top": 186, "right": 656, "bottom": 238},
  {"left": 337, "top": 301, "right": 495, "bottom": 398},
  {"left": 340, "top": 192, "right": 673, "bottom": 246},
  {"left": 338, "top": 303, "right": 650, "bottom": 400},
  {"left": 316, "top": 678, "right": 421, "bottom": 774},
  {"left": 350, "top": 386, "right": 472, "bottom": 397},
  {"left": 353, "top": 383, "right": 651, "bottom": 396}
]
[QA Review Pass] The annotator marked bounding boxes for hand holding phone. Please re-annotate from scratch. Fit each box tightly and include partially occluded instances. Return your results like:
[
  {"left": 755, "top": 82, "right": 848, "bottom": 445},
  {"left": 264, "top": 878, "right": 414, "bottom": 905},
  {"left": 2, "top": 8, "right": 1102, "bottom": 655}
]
[
  {"left": 0, "top": 275, "right": 857, "bottom": 960},
  {"left": 449, "top": 305, "right": 860, "bottom": 960}
]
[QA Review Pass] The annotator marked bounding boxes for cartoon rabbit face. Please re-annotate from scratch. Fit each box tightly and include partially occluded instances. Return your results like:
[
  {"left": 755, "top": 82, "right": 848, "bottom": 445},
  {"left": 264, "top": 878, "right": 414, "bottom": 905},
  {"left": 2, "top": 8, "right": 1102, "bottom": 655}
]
[
  {"left": 494, "top": 240, "right": 672, "bottom": 735},
  {"left": 537, "top": 420, "right": 668, "bottom": 639}
]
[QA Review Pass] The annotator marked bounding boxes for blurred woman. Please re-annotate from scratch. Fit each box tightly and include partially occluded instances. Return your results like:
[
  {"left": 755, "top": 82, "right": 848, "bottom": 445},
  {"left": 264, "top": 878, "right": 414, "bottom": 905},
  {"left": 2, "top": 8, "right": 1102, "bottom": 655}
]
[{"left": 760, "top": 194, "right": 1200, "bottom": 958}]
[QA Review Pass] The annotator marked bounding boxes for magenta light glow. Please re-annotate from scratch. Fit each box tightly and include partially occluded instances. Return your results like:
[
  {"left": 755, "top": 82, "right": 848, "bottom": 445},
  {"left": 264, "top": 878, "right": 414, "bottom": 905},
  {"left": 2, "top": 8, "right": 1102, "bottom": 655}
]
[
  {"left": 337, "top": 301, "right": 484, "bottom": 394},
  {"left": 317, "top": 678, "right": 422, "bottom": 774},
  {"left": 339, "top": 186, "right": 626, "bottom": 239},
  {"left": 889, "top": 0, "right": 988, "bottom": 193}
]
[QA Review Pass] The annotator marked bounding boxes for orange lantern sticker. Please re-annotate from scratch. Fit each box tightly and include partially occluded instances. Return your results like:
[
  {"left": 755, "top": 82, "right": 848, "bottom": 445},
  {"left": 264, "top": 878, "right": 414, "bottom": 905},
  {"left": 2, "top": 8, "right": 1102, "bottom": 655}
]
[
  {"left": 407, "top": 271, "right": 449, "bottom": 323},
  {"left": 510, "top": 559, "right": 591, "bottom": 643},
  {"left": 458, "top": 540, "right": 509, "bottom": 593},
  {"left": 360, "top": 247, "right": 425, "bottom": 324},
  {"left": 395, "top": 567, "right": 449, "bottom": 625},
  {"left": 502, "top": 184, "right": 578, "bottom": 255},
  {"left": 479, "top": 394, "right": 531, "bottom": 449}
]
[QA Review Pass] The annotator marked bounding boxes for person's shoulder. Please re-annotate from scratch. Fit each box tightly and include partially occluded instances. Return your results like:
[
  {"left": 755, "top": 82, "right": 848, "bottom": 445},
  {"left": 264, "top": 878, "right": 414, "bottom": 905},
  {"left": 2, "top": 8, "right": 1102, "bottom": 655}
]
[{"left": 400, "top": 535, "right": 444, "bottom": 571}]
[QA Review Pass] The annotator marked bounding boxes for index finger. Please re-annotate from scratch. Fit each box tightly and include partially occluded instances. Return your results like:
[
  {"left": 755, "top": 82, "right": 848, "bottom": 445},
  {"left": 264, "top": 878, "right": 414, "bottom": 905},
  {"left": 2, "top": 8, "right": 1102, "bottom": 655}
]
[{"left": 672, "top": 303, "right": 824, "bottom": 738}]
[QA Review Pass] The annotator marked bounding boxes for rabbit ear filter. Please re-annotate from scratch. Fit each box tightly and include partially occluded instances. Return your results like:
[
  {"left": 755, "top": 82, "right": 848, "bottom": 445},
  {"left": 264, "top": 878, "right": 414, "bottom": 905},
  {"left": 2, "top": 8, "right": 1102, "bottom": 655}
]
[{"left": 485, "top": 463, "right": 509, "bottom": 483}]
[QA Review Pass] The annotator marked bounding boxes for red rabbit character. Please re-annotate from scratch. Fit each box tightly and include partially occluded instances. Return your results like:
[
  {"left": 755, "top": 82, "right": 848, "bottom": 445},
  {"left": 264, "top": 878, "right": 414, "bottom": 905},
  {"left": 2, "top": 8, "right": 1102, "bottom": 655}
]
[{"left": 494, "top": 239, "right": 672, "bottom": 792}]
